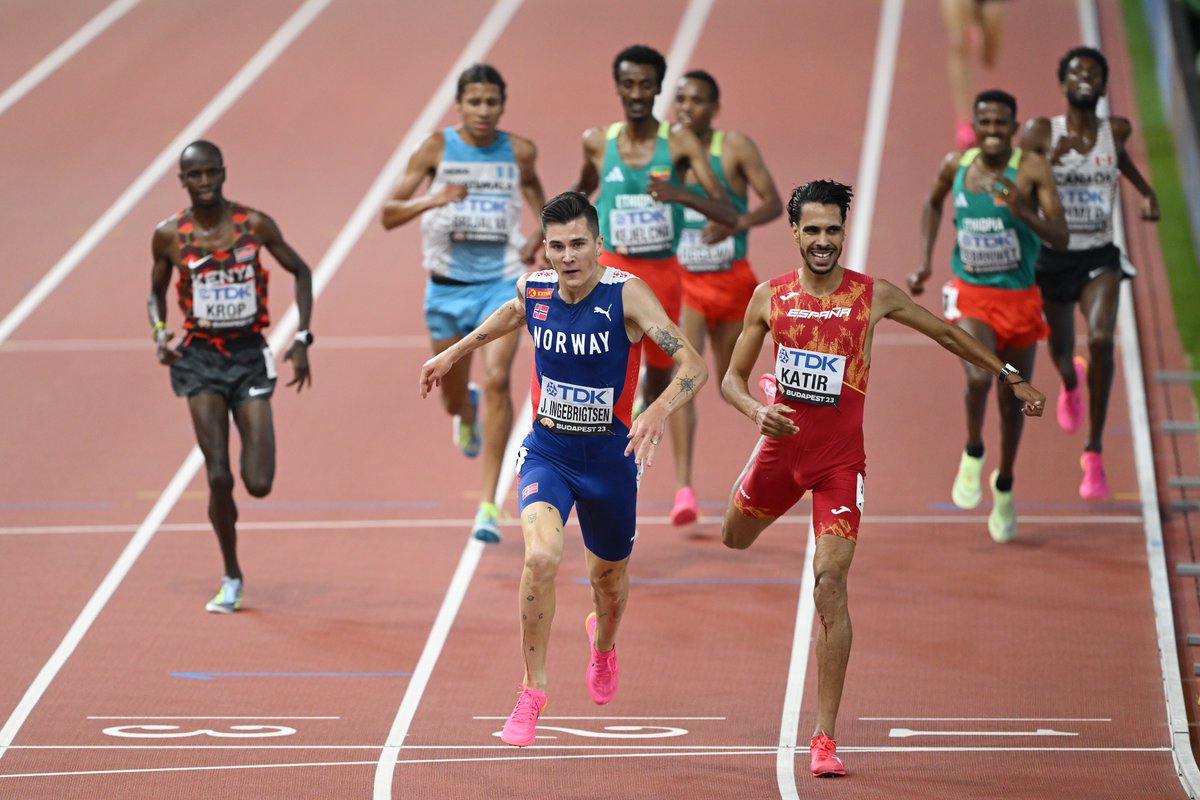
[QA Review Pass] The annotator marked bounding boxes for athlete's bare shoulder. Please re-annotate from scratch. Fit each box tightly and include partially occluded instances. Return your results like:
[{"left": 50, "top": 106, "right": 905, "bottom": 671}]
[
  {"left": 509, "top": 131, "right": 537, "bottom": 157},
  {"left": 1109, "top": 115, "right": 1133, "bottom": 143},
  {"left": 1020, "top": 117, "right": 1053, "bottom": 153}
]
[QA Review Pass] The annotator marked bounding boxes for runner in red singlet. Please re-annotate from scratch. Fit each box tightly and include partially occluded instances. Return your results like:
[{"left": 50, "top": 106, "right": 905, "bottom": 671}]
[
  {"left": 720, "top": 180, "right": 1045, "bottom": 778},
  {"left": 148, "top": 140, "right": 315, "bottom": 614}
]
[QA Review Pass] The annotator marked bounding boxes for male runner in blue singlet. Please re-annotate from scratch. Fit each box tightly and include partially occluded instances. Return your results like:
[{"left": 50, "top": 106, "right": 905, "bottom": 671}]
[{"left": 419, "top": 192, "right": 707, "bottom": 747}]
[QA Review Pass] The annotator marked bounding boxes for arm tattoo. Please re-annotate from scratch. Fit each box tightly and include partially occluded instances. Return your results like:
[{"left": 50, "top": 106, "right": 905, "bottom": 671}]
[
  {"left": 474, "top": 332, "right": 488, "bottom": 341},
  {"left": 676, "top": 375, "right": 697, "bottom": 396},
  {"left": 649, "top": 326, "right": 682, "bottom": 356}
]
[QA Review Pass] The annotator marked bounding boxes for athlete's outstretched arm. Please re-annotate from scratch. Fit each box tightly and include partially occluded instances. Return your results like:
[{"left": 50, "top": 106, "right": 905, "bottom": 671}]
[
  {"left": 419, "top": 280, "right": 528, "bottom": 397},
  {"left": 874, "top": 278, "right": 1046, "bottom": 416},
  {"left": 1000, "top": 152, "right": 1068, "bottom": 250},
  {"left": 908, "top": 153, "right": 958, "bottom": 295},
  {"left": 720, "top": 282, "right": 797, "bottom": 437},
  {"left": 622, "top": 278, "right": 707, "bottom": 464}
]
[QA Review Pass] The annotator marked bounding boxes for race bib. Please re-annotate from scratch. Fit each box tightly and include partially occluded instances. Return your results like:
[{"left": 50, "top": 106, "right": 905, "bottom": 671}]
[
  {"left": 956, "top": 225, "right": 1021, "bottom": 274},
  {"left": 677, "top": 226, "right": 734, "bottom": 272},
  {"left": 1059, "top": 187, "right": 1112, "bottom": 234},
  {"left": 942, "top": 281, "right": 961, "bottom": 321},
  {"left": 608, "top": 194, "right": 673, "bottom": 254},
  {"left": 535, "top": 376, "right": 614, "bottom": 435},
  {"left": 192, "top": 272, "right": 257, "bottom": 328},
  {"left": 439, "top": 161, "right": 518, "bottom": 244},
  {"left": 775, "top": 345, "right": 845, "bottom": 406}
]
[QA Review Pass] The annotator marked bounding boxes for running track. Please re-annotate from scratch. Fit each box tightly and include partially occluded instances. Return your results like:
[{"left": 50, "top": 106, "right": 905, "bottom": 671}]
[{"left": 1, "top": 1, "right": 1197, "bottom": 797}]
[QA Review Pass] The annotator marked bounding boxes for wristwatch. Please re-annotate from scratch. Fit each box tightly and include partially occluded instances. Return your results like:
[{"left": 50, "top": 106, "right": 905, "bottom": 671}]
[
  {"left": 294, "top": 329, "right": 314, "bottom": 346},
  {"left": 998, "top": 362, "right": 1020, "bottom": 383}
]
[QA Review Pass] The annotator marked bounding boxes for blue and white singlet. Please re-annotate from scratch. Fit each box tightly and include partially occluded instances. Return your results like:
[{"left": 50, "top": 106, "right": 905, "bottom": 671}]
[{"left": 420, "top": 127, "right": 525, "bottom": 282}]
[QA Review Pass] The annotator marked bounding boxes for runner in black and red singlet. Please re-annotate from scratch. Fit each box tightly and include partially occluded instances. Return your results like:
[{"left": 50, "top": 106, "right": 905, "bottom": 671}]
[
  {"left": 147, "top": 140, "right": 315, "bottom": 614},
  {"left": 721, "top": 180, "right": 1045, "bottom": 779}
]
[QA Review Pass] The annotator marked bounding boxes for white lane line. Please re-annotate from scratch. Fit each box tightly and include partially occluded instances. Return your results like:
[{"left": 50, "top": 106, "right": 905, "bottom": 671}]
[
  {"left": 862, "top": 717, "right": 1112, "bottom": 722},
  {"left": 844, "top": 0, "right": 905, "bottom": 273},
  {"left": 373, "top": 2, "right": 716, "bottom": 796},
  {"left": 0, "top": 744, "right": 1174, "bottom": 780},
  {"left": 368, "top": 1, "right": 530, "bottom": 796},
  {"left": 775, "top": 2, "right": 904, "bottom": 797},
  {"left": 0, "top": 513, "right": 1144, "bottom": 537},
  {"left": 0, "top": 0, "right": 332, "bottom": 346},
  {"left": 652, "top": 0, "right": 716, "bottom": 119},
  {"left": 0, "top": 0, "right": 140, "bottom": 118},
  {"left": 1075, "top": 0, "right": 1200, "bottom": 795},
  {"left": 0, "top": 0, "right": 430, "bottom": 765}
]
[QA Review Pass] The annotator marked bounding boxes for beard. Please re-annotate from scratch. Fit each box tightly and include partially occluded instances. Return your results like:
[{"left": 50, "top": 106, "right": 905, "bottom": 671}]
[{"left": 1067, "top": 92, "right": 1100, "bottom": 111}]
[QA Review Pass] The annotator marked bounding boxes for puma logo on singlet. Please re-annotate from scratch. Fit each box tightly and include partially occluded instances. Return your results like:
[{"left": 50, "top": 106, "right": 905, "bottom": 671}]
[{"left": 593, "top": 304, "right": 612, "bottom": 321}]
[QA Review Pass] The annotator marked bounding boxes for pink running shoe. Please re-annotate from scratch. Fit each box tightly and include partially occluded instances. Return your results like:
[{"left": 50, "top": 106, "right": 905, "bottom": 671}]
[
  {"left": 585, "top": 612, "right": 619, "bottom": 705},
  {"left": 759, "top": 373, "right": 778, "bottom": 404},
  {"left": 955, "top": 119, "right": 975, "bottom": 149},
  {"left": 500, "top": 685, "right": 547, "bottom": 747},
  {"left": 1080, "top": 451, "right": 1109, "bottom": 500},
  {"left": 1056, "top": 356, "right": 1086, "bottom": 434},
  {"left": 670, "top": 486, "right": 698, "bottom": 526},
  {"left": 810, "top": 733, "right": 846, "bottom": 777}
]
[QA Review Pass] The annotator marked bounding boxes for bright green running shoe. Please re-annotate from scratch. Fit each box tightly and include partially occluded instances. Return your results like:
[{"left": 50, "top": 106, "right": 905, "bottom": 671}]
[
  {"left": 472, "top": 501, "right": 501, "bottom": 544},
  {"left": 951, "top": 451, "right": 984, "bottom": 509},
  {"left": 452, "top": 383, "right": 482, "bottom": 458},
  {"left": 987, "top": 470, "right": 1016, "bottom": 543},
  {"left": 205, "top": 576, "right": 243, "bottom": 614}
]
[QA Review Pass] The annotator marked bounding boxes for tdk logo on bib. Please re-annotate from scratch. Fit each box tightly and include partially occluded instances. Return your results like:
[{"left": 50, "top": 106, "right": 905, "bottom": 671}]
[
  {"left": 537, "top": 377, "right": 614, "bottom": 435},
  {"left": 776, "top": 346, "right": 846, "bottom": 406}
]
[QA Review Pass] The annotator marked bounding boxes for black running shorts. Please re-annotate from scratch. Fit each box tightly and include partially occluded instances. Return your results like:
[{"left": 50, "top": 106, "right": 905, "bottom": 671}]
[
  {"left": 1035, "top": 243, "right": 1127, "bottom": 304},
  {"left": 169, "top": 333, "right": 277, "bottom": 407}
]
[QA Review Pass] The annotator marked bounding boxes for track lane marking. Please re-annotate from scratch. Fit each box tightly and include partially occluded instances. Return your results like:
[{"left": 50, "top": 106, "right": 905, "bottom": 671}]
[
  {"left": 0, "top": 745, "right": 1175, "bottom": 780},
  {"left": 775, "top": 2, "right": 904, "bottom": 797},
  {"left": 1074, "top": 0, "right": 1200, "bottom": 794},
  {"left": 372, "top": 2, "right": 718, "bottom": 797},
  {"left": 0, "top": 0, "right": 141, "bottom": 118},
  {"left": 0, "top": 0, "right": 333, "bottom": 346}
]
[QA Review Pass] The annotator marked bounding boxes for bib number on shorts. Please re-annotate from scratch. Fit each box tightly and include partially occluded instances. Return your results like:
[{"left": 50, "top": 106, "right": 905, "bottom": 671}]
[
  {"left": 535, "top": 376, "right": 614, "bottom": 435},
  {"left": 942, "top": 281, "right": 961, "bottom": 321},
  {"left": 677, "top": 226, "right": 734, "bottom": 272},
  {"left": 608, "top": 194, "right": 673, "bottom": 255},
  {"left": 775, "top": 345, "right": 845, "bottom": 406}
]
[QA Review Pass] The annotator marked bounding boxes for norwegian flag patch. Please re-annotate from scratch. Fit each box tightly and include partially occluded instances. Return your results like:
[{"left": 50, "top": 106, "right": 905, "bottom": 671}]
[{"left": 533, "top": 303, "right": 549, "bottom": 321}]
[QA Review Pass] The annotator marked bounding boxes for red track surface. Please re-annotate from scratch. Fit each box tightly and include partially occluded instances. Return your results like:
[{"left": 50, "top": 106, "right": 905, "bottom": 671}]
[{"left": 1, "top": 1, "right": 1196, "bottom": 798}]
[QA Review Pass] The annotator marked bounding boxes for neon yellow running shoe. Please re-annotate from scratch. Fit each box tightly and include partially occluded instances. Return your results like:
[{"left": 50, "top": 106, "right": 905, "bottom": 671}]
[
  {"left": 472, "top": 501, "right": 501, "bottom": 543},
  {"left": 451, "top": 383, "right": 482, "bottom": 458},
  {"left": 951, "top": 451, "right": 984, "bottom": 509},
  {"left": 987, "top": 470, "right": 1016, "bottom": 543},
  {"left": 205, "top": 576, "right": 243, "bottom": 614}
]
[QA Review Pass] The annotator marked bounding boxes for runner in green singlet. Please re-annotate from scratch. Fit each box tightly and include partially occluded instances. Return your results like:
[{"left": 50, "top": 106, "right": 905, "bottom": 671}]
[
  {"left": 571, "top": 44, "right": 736, "bottom": 526},
  {"left": 909, "top": 89, "right": 1066, "bottom": 543}
]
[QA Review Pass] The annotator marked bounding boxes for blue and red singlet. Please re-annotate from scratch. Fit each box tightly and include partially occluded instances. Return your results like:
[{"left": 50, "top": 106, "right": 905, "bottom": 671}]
[{"left": 516, "top": 266, "right": 644, "bottom": 561}]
